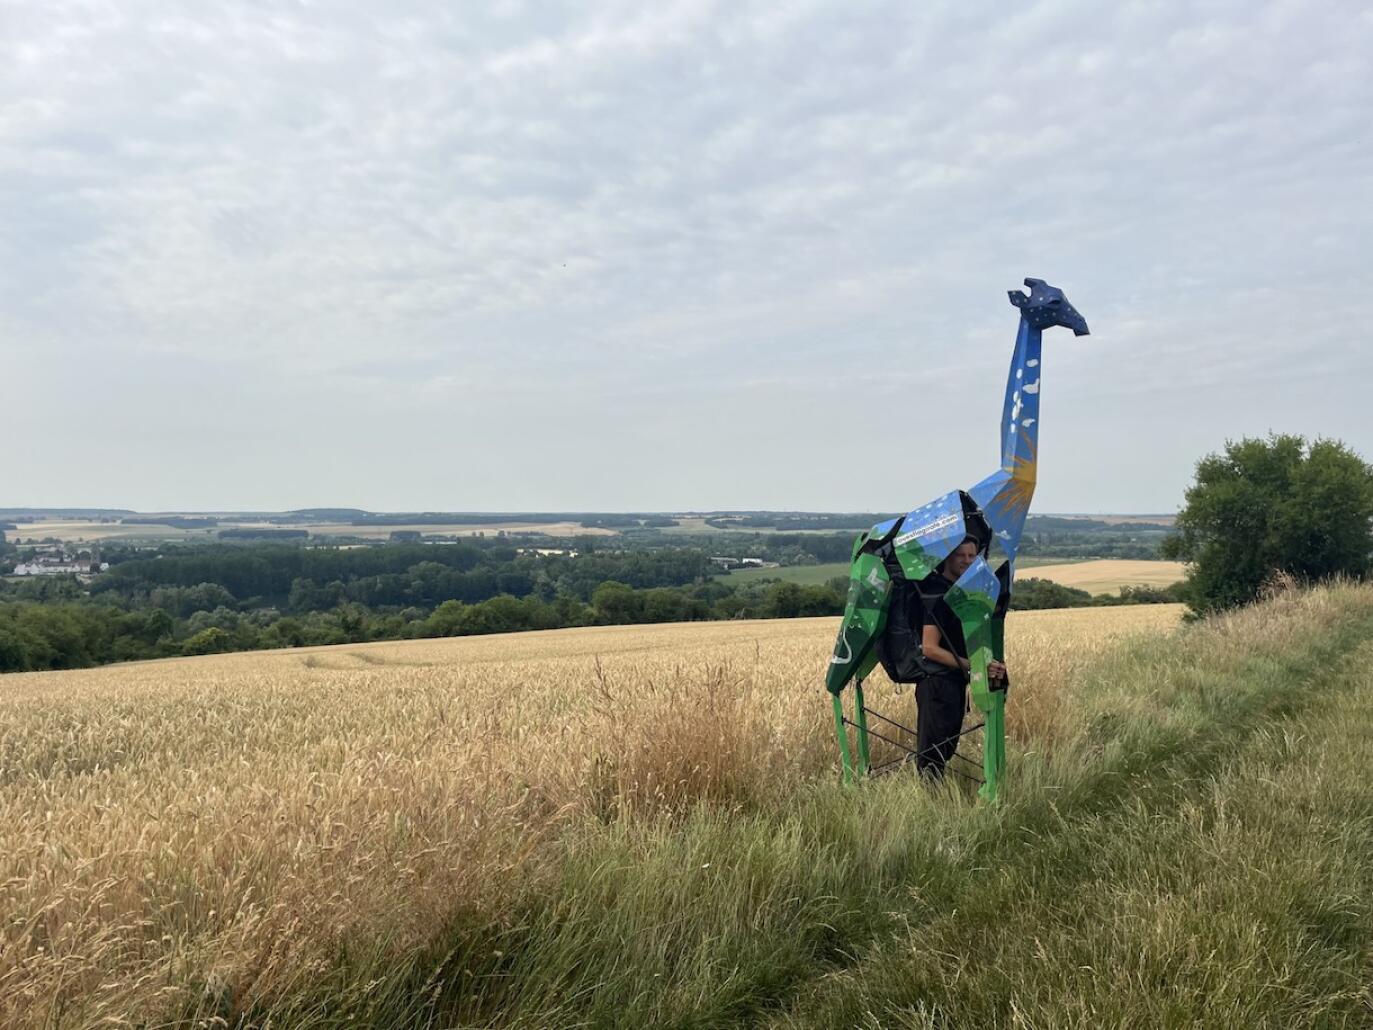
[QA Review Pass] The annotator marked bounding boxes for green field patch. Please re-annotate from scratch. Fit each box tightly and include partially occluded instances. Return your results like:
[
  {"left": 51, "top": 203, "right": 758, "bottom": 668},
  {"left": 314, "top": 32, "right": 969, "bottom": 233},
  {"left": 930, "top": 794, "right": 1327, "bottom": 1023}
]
[{"left": 712, "top": 562, "right": 852, "bottom": 585}]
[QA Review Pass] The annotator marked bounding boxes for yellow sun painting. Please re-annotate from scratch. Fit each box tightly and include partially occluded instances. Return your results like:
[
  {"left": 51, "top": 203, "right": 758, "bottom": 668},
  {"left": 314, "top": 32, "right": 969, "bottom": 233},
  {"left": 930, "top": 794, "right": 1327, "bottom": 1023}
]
[{"left": 993, "top": 432, "right": 1038, "bottom": 522}]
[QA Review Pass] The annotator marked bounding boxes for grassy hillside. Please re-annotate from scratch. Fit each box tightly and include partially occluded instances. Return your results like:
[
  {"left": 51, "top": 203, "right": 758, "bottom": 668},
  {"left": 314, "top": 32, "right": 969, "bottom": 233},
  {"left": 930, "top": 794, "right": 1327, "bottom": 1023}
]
[
  {"left": 395, "top": 586, "right": 1371, "bottom": 1029},
  {"left": 3, "top": 591, "right": 1371, "bottom": 1026}
]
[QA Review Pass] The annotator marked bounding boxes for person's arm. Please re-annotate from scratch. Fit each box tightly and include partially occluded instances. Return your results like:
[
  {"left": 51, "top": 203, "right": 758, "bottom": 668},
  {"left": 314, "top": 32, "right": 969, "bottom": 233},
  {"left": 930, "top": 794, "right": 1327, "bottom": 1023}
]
[{"left": 921, "top": 623, "right": 969, "bottom": 674}]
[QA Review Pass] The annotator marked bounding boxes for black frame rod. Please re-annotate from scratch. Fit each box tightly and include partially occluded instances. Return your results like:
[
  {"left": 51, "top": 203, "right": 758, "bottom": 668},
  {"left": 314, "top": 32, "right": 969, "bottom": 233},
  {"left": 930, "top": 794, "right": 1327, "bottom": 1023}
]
[
  {"left": 842, "top": 719, "right": 984, "bottom": 776},
  {"left": 863, "top": 706, "right": 985, "bottom": 744}
]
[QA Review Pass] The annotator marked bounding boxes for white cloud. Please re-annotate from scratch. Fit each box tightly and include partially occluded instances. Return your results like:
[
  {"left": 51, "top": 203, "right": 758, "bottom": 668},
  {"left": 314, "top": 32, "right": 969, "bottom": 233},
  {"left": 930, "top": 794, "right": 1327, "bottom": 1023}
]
[{"left": 1, "top": 0, "right": 1370, "bottom": 510}]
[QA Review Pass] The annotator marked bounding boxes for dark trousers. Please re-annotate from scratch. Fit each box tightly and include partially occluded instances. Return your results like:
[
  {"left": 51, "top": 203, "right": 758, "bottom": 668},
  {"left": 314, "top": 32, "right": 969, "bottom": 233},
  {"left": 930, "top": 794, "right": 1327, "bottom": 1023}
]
[{"left": 915, "top": 671, "right": 967, "bottom": 779}]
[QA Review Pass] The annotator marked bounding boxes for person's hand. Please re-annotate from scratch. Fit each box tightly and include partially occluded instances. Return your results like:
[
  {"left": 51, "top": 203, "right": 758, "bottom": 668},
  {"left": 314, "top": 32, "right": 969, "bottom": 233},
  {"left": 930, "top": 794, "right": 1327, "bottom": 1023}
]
[{"left": 988, "top": 660, "right": 1007, "bottom": 681}]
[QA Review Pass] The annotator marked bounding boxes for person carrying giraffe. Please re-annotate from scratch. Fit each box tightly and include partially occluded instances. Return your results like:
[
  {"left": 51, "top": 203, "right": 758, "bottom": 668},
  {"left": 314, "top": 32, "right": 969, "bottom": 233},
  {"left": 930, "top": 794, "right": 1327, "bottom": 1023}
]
[
  {"left": 913, "top": 536, "right": 1008, "bottom": 780},
  {"left": 824, "top": 278, "right": 1089, "bottom": 801}
]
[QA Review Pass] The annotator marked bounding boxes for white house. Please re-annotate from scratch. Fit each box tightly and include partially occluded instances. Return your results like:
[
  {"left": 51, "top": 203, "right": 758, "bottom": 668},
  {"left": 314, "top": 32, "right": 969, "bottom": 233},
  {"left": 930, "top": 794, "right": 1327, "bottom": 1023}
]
[{"left": 12, "top": 560, "right": 105, "bottom": 576}]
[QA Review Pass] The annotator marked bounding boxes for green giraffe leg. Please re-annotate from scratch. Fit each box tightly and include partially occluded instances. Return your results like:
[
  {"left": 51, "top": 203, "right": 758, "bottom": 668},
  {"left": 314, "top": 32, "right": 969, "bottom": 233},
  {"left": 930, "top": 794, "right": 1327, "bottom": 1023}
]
[
  {"left": 832, "top": 694, "right": 853, "bottom": 784},
  {"left": 980, "top": 615, "right": 1006, "bottom": 802},
  {"left": 994, "top": 696, "right": 1005, "bottom": 787},
  {"left": 853, "top": 680, "right": 871, "bottom": 776},
  {"left": 980, "top": 693, "right": 1005, "bottom": 803},
  {"left": 826, "top": 548, "right": 892, "bottom": 782},
  {"left": 944, "top": 558, "right": 1004, "bottom": 804}
]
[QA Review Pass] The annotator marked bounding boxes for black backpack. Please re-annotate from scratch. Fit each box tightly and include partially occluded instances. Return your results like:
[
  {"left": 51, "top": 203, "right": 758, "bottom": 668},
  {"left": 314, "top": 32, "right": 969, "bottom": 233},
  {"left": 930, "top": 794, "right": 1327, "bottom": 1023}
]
[{"left": 875, "top": 572, "right": 928, "bottom": 683}]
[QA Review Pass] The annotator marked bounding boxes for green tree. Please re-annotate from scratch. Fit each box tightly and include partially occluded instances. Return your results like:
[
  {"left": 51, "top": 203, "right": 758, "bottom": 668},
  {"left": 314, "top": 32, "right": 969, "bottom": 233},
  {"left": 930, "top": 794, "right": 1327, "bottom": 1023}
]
[
  {"left": 1009, "top": 577, "right": 1093, "bottom": 610},
  {"left": 591, "top": 581, "right": 642, "bottom": 624},
  {"left": 136, "top": 608, "right": 174, "bottom": 643},
  {"left": 262, "top": 616, "right": 306, "bottom": 648},
  {"left": 765, "top": 581, "right": 843, "bottom": 619},
  {"left": 460, "top": 595, "right": 527, "bottom": 635},
  {"left": 425, "top": 599, "right": 467, "bottom": 637},
  {"left": 182, "top": 626, "right": 230, "bottom": 655},
  {"left": 1162, "top": 435, "right": 1373, "bottom": 612},
  {"left": 335, "top": 603, "right": 370, "bottom": 640},
  {"left": 0, "top": 621, "right": 36, "bottom": 671}
]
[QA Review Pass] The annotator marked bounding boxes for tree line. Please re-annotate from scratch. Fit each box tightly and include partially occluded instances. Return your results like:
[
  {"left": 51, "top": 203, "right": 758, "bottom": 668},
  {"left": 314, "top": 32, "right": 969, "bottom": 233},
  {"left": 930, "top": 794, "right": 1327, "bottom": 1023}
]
[
  {"left": 0, "top": 575, "right": 848, "bottom": 673},
  {"left": 0, "top": 566, "right": 1180, "bottom": 673},
  {"left": 6, "top": 433, "right": 1365, "bottom": 674}
]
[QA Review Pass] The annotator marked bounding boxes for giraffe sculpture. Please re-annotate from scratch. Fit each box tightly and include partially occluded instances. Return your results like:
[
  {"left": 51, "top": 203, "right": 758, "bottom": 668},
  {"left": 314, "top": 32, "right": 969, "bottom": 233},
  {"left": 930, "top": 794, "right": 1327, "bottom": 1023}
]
[{"left": 824, "top": 278, "right": 1089, "bottom": 802}]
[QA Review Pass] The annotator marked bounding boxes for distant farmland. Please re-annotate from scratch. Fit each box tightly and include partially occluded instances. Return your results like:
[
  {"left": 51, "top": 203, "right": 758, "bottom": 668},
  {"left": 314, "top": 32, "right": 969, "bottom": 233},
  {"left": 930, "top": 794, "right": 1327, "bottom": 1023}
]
[
  {"left": 713, "top": 561, "right": 854, "bottom": 585},
  {"left": 3, "top": 518, "right": 617, "bottom": 544},
  {"left": 1025, "top": 558, "right": 1187, "bottom": 594}
]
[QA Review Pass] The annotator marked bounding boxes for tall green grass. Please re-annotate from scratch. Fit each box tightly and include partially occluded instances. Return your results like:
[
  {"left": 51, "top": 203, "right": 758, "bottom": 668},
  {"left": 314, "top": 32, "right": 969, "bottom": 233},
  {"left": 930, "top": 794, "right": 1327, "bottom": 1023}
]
[{"left": 196, "top": 583, "right": 1373, "bottom": 1028}]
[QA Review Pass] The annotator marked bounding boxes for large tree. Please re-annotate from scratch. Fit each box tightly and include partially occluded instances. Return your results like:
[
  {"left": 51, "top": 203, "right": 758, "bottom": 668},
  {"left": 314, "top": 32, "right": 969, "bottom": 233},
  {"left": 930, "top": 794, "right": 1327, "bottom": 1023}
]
[{"left": 1163, "top": 435, "right": 1373, "bottom": 612}]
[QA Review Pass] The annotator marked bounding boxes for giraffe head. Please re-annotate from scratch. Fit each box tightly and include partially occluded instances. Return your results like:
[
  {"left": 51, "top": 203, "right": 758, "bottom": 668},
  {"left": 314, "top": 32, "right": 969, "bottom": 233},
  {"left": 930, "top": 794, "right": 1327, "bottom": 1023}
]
[{"left": 1008, "top": 278, "right": 1089, "bottom": 336}]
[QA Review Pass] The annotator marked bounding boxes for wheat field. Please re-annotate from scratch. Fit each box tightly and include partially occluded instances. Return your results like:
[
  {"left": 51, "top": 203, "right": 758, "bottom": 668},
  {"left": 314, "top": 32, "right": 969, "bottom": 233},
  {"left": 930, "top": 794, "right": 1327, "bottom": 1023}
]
[
  {"left": 0, "top": 605, "right": 1183, "bottom": 1026},
  {"left": 1025, "top": 558, "right": 1187, "bottom": 594}
]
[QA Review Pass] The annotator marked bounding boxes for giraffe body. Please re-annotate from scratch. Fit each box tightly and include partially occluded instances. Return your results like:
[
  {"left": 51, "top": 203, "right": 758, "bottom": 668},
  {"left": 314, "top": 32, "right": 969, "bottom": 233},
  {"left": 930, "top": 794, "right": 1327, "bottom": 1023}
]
[{"left": 825, "top": 279, "right": 1089, "bottom": 801}]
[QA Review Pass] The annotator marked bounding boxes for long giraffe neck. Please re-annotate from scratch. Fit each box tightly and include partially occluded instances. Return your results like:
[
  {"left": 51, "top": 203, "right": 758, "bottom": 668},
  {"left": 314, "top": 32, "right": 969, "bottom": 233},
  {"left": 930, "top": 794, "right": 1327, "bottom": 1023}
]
[
  {"left": 999, "top": 318, "right": 1042, "bottom": 478},
  {"left": 968, "top": 317, "right": 1042, "bottom": 561}
]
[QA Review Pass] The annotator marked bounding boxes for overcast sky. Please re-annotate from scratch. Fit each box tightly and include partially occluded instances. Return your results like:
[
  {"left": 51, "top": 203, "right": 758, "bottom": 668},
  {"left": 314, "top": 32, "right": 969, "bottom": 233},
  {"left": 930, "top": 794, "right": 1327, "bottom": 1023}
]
[{"left": 3, "top": 1, "right": 1370, "bottom": 514}]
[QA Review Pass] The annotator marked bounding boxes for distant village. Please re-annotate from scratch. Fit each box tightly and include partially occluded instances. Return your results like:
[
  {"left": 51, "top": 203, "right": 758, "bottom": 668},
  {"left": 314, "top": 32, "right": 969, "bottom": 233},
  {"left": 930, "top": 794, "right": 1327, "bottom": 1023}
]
[
  {"left": 709, "top": 556, "right": 776, "bottom": 571},
  {"left": 9, "top": 546, "right": 109, "bottom": 580}
]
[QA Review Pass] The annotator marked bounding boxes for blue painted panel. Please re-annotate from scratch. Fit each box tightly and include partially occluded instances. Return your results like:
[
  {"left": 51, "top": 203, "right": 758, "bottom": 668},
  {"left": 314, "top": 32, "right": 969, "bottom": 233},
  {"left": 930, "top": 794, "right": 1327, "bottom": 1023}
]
[
  {"left": 951, "top": 556, "right": 1001, "bottom": 607},
  {"left": 868, "top": 516, "right": 901, "bottom": 539},
  {"left": 968, "top": 469, "right": 1010, "bottom": 513},
  {"left": 891, "top": 490, "right": 967, "bottom": 581}
]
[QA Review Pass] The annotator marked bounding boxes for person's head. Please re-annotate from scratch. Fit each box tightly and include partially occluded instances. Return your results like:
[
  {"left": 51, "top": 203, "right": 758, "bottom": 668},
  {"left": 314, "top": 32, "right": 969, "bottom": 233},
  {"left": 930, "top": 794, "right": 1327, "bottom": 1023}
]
[{"left": 939, "top": 537, "right": 979, "bottom": 581}]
